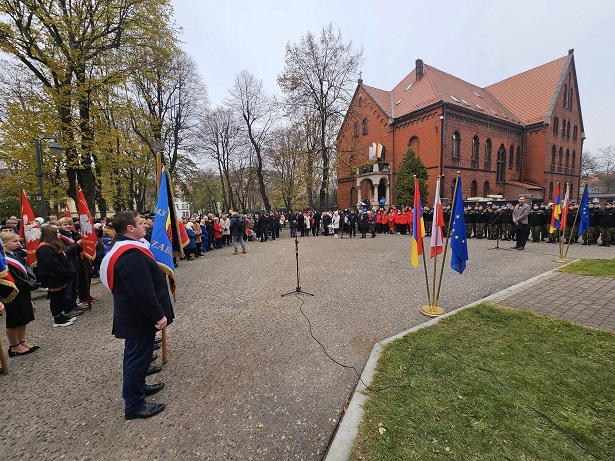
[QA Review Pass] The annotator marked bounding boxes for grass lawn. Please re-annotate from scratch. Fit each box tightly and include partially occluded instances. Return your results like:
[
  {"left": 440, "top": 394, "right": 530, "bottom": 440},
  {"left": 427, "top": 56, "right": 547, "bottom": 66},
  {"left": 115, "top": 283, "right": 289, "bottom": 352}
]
[
  {"left": 557, "top": 259, "right": 615, "bottom": 277},
  {"left": 351, "top": 304, "right": 615, "bottom": 461}
]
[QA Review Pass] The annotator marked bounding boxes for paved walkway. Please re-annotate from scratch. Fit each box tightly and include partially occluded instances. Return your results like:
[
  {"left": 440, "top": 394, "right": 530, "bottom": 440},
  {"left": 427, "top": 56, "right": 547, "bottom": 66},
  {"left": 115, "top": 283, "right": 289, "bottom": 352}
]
[{"left": 490, "top": 271, "right": 615, "bottom": 331}]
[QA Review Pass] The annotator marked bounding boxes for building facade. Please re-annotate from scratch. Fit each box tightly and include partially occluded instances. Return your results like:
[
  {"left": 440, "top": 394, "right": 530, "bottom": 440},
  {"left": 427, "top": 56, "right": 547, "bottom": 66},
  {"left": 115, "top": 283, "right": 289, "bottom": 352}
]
[{"left": 336, "top": 50, "right": 584, "bottom": 207}]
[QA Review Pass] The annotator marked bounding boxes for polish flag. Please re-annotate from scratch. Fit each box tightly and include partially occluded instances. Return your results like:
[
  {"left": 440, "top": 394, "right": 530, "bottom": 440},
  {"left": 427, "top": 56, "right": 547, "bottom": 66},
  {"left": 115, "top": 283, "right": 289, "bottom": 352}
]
[{"left": 430, "top": 177, "right": 444, "bottom": 258}]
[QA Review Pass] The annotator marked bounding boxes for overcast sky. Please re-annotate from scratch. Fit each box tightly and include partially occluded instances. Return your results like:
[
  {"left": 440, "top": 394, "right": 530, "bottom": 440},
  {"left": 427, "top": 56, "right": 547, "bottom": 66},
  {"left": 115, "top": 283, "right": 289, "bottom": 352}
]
[{"left": 171, "top": 0, "right": 614, "bottom": 155}]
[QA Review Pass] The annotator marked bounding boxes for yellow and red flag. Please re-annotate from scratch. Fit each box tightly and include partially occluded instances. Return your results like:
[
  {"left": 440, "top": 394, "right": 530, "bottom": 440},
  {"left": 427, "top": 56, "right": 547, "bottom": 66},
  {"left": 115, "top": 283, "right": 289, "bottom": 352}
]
[
  {"left": 411, "top": 178, "right": 425, "bottom": 267},
  {"left": 77, "top": 188, "right": 97, "bottom": 261},
  {"left": 19, "top": 189, "right": 40, "bottom": 267}
]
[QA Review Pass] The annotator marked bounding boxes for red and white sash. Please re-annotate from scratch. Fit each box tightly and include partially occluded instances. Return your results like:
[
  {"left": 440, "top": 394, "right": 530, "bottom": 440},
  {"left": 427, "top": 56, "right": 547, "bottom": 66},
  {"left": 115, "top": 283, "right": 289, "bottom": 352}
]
[
  {"left": 100, "top": 239, "right": 154, "bottom": 292},
  {"left": 5, "top": 255, "right": 28, "bottom": 276},
  {"left": 59, "top": 234, "right": 75, "bottom": 245}
]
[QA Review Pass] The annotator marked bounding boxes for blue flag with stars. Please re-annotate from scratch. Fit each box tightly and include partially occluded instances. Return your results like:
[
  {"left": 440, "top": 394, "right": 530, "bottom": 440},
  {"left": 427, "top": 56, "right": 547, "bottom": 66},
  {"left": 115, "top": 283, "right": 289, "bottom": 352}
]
[
  {"left": 577, "top": 183, "right": 590, "bottom": 237},
  {"left": 450, "top": 177, "right": 468, "bottom": 274}
]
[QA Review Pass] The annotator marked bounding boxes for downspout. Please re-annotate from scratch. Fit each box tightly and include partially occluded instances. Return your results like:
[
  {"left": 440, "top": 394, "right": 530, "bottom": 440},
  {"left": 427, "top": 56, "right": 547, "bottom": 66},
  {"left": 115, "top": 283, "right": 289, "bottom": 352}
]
[
  {"left": 440, "top": 105, "right": 446, "bottom": 177},
  {"left": 520, "top": 126, "right": 525, "bottom": 183},
  {"left": 390, "top": 93, "right": 395, "bottom": 206}
]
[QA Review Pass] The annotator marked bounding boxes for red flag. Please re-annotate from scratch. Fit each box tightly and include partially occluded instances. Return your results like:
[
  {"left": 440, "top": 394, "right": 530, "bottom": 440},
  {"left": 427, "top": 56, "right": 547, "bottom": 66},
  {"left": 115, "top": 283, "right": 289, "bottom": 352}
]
[
  {"left": 178, "top": 220, "right": 190, "bottom": 248},
  {"left": 65, "top": 200, "right": 71, "bottom": 219},
  {"left": 19, "top": 189, "right": 41, "bottom": 267},
  {"left": 77, "top": 188, "right": 97, "bottom": 261}
]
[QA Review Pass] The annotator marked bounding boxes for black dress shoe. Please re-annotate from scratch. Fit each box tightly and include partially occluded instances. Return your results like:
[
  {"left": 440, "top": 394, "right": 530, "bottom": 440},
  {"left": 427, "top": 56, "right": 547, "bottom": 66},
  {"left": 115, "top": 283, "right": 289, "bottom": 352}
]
[
  {"left": 125, "top": 402, "right": 166, "bottom": 420},
  {"left": 153, "top": 343, "right": 161, "bottom": 351},
  {"left": 150, "top": 354, "right": 158, "bottom": 363},
  {"left": 510, "top": 246, "right": 519, "bottom": 249},
  {"left": 147, "top": 365, "right": 162, "bottom": 376},
  {"left": 145, "top": 383, "right": 165, "bottom": 396}
]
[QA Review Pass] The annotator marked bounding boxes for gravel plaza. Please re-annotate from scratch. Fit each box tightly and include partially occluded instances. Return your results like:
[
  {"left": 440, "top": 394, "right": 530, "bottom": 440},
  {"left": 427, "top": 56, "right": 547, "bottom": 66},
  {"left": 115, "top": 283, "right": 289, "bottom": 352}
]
[{"left": 1, "top": 232, "right": 612, "bottom": 460}]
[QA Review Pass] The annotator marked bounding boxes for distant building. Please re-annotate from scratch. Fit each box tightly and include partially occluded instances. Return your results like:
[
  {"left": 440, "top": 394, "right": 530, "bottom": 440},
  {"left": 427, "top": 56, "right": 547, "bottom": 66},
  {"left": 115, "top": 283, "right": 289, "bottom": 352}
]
[{"left": 336, "top": 50, "right": 584, "bottom": 207}]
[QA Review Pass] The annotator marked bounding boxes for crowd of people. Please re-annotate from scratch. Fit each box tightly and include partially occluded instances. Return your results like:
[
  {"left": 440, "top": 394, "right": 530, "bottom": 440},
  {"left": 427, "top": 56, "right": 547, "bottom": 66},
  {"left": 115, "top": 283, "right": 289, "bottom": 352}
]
[{"left": 1, "top": 200, "right": 613, "bottom": 371}]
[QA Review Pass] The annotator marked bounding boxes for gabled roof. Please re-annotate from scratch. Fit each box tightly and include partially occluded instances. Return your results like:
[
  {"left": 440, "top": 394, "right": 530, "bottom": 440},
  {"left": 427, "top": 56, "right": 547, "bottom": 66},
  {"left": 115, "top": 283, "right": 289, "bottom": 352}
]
[
  {"left": 486, "top": 55, "right": 569, "bottom": 125},
  {"left": 358, "top": 54, "right": 572, "bottom": 128}
]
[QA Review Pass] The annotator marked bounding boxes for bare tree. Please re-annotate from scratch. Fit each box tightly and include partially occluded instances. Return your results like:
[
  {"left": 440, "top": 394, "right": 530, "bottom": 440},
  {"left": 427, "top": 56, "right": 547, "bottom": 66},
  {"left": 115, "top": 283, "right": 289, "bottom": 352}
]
[
  {"left": 580, "top": 150, "right": 599, "bottom": 179},
  {"left": 226, "top": 70, "right": 275, "bottom": 211},
  {"left": 596, "top": 146, "right": 615, "bottom": 193},
  {"left": 199, "top": 107, "right": 243, "bottom": 211},
  {"left": 278, "top": 24, "right": 363, "bottom": 210},
  {"left": 268, "top": 125, "right": 306, "bottom": 210}
]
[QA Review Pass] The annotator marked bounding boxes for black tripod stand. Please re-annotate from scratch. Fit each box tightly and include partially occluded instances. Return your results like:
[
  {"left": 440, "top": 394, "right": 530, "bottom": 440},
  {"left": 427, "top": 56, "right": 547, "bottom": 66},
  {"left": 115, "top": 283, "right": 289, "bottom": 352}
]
[{"left": 282, "top": 234, "right": 314, "bottom": 297}]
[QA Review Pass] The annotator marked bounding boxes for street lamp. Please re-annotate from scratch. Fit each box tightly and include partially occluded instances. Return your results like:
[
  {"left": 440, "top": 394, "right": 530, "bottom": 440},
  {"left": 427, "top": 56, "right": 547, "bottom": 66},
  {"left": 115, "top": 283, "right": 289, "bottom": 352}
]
[{"left": 35, "top": 138, "right": 64, "bottom": 220}]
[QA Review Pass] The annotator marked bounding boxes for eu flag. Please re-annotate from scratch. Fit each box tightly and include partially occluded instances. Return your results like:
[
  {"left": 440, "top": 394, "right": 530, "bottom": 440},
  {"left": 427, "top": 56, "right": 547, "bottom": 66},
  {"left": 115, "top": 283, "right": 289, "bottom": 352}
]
[
  {"left": 450, "top": 177, "right": 468, "bottom": 274},
  {"left": 577, "top": 183, "right": 590, "bottom": 237}
]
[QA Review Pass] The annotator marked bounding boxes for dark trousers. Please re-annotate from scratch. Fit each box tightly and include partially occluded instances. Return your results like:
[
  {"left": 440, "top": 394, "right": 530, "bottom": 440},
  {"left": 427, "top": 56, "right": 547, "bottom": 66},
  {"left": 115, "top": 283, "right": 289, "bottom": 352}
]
[
  {"left": 63, "top": 267, "right": 79, "bottom": 311},
  {"left": 123, "top": 335, "right": 155, "bottom": 412},
  {"left": 49, "top": 289, "right": 65, "bottom": 317},
  {"left": 515, "top": 223, "right": 529, "bottom": 248}
]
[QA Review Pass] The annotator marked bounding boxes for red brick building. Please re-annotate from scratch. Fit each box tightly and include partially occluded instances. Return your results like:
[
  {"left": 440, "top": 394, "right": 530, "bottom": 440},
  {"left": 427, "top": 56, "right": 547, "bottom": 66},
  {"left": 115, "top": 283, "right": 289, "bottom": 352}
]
[{"left": 336, "top": 50, "right": 584, "bottom": 207}]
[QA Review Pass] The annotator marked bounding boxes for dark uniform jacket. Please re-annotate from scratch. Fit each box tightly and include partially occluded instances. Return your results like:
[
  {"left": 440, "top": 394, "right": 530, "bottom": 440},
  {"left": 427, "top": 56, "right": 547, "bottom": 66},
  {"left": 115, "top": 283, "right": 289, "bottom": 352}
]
[
  {"left": 35, "top": 245, "right": 75, "bottom": 289},
  {"left": 111, "top": 235, "right": 174, "bottom": 339}
]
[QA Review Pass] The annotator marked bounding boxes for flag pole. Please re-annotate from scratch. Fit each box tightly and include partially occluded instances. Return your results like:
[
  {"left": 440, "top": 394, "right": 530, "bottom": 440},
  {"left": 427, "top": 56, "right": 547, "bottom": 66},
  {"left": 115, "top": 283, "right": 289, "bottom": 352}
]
[
  {"left": 156, "top": 152, "right": 168, "bottom": 365},
  {"left": 555, "top": 183, "right": 569, "bottom": 262},
  {"left": 430, "top": 176, "right": 441, "bottom": 306},
  {"left": 414, "top": 176, "right": 432, "bottom": 309},
  {"left": 563, "top": 185, "right": 581, "bottom": 260},
  {"left": 434, "top": 173, "right": 460, "bottom": 311}
]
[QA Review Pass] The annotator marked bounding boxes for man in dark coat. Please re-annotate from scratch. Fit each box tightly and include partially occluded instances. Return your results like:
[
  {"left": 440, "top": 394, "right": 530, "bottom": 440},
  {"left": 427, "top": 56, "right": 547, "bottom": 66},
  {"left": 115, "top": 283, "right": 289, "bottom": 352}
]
[{"left": 101, "top": 211, "right": 174, "bottom": 420}]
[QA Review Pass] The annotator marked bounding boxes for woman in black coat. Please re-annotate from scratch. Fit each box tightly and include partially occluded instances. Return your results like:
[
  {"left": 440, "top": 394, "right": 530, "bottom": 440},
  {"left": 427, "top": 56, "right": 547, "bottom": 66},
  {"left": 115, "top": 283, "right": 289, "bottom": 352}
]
[
  {"left": 1, "top": 231, "right": 39, "bottom": 356},
  {"left": 35, "top": 225, "right": 77, "bottom": 327}
]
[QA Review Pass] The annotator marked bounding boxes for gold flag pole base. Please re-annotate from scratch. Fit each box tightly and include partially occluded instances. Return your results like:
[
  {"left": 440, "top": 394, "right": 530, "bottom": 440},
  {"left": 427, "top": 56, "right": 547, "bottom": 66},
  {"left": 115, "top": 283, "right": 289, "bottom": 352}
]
[
  {"left": 420, "top": 305, "right": 446, "bottom": 318},
  {"left": 553, "top": 257, "right": 569, "bottom": 263}
]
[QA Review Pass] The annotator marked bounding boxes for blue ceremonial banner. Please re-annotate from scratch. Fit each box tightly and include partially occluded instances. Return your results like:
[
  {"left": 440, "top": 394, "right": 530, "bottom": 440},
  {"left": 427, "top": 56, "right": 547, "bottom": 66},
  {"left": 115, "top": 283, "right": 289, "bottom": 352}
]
[
  {"left": 577, "top": 183, "right": 590, "bottom": 237},
  {"left": 150, "top": 168, "right": 177, "bottom": 295},
  {"left": 450, "top": 177, "right": 468, "bottom": 274}
]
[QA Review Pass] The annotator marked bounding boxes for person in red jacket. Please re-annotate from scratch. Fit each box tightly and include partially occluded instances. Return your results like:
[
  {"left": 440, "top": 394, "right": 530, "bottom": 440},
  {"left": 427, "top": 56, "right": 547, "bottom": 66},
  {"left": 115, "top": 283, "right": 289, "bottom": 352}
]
[
  {"left": 406, "top": 206, "right": 414, "bottom": 235},
  {"left": 213, "top": 217, "right": 223, "bottom": 249},
  {"left": 388, "top": 209, "right": 396, "bottom": 234},
  {"left": 381, "top": 210, "right": 388, "bottom": 234}
]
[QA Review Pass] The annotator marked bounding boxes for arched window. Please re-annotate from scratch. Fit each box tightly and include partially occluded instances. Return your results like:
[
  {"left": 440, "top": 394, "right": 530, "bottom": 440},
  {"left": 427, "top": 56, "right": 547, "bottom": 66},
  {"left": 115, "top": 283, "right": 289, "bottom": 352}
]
[
  {"left": 558, "top": 147, "right": 563, "bottom": 171},
  {"left": 563, "top": 83, "right": 568, "bottom": 108},
  {"left": 553, "top": 117, "right": 559, "bottom": 135},
  {"left": 483, "top": 181, "right": 490, "bottom": 197},
  {"left": 452, "top": 132, "right": 461, "bottom": 159},
  {"left": 470, "top": 180, "right": 478, "bottom": 197},
  {"left": 549, "top": 182, "right": 554, "bottom": 200},
  {"left": 358, "top": 94, "right": 363, "bottom": 107},
  {"left": 573, "top": 125, "right": 578, "bottom": 142},
  {"left": 562, "top": 118, "right": 566, "bottom": 138},
  {"left": 569, "top": 88, "right": 573, "bottom": 110},
  {"left": 484, "top": 138, "right": 492, "bottom": 169},
  {"left": 565, "top": 149, "right": 570, "bottom": 168},
  {"left": 516, "top": 147, "right": 521, "bottom": 169},
  {"left": 551, "top": 145, "right": 556, "bottom": 165},
  {"left": 362, "top": 118, "right": 368, "bottom": 135},
  {"left": 566, "top": 121, "right": 570, "bottom": 138},
  {"left": 496, "top": 145, "right": 506, "bottom": 183},
  {"left": 471, "top": 136, "right": 479, "bottom": 168},
  {"left": 509, "top": 145, "right": 514, "bottom": 169},
  {"left": 353, "top": 122, "right": 359, "bottom": 138},
  {"left": 409, "top": 136, "right": 419, "bottom": 157},
  {"left": 572, "top": 150, "right": 576, "bottom": 170}
]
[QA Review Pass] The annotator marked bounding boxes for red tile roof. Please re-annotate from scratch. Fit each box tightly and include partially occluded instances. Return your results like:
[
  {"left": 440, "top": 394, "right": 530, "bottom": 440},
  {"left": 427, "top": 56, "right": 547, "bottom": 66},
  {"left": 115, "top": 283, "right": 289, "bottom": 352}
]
[
  {"left": 360, "top": 54, "right": 571, "bottom": 127},
  {"left": 486, "top": 56, "right": 569, "bottom": 125}
]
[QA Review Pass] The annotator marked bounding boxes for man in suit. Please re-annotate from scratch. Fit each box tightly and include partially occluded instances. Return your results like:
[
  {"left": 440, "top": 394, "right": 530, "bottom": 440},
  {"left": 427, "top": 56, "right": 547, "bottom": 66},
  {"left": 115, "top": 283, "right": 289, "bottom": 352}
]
[
  {"left": 101, "top": 210, "right": 174, "bottom": 420},
  {"left": 512, "top": 195, "right": 531, "bottom": 250}
]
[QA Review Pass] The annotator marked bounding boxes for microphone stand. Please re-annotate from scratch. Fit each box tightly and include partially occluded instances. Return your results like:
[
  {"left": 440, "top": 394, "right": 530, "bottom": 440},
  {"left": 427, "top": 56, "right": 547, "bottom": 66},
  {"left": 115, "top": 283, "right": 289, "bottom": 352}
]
[
  {"left": 282, "top": 233, "right": 314, "bottom": 297},
  {"left": 487, "top": 208, "right": 510, "bottom": 250}
]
